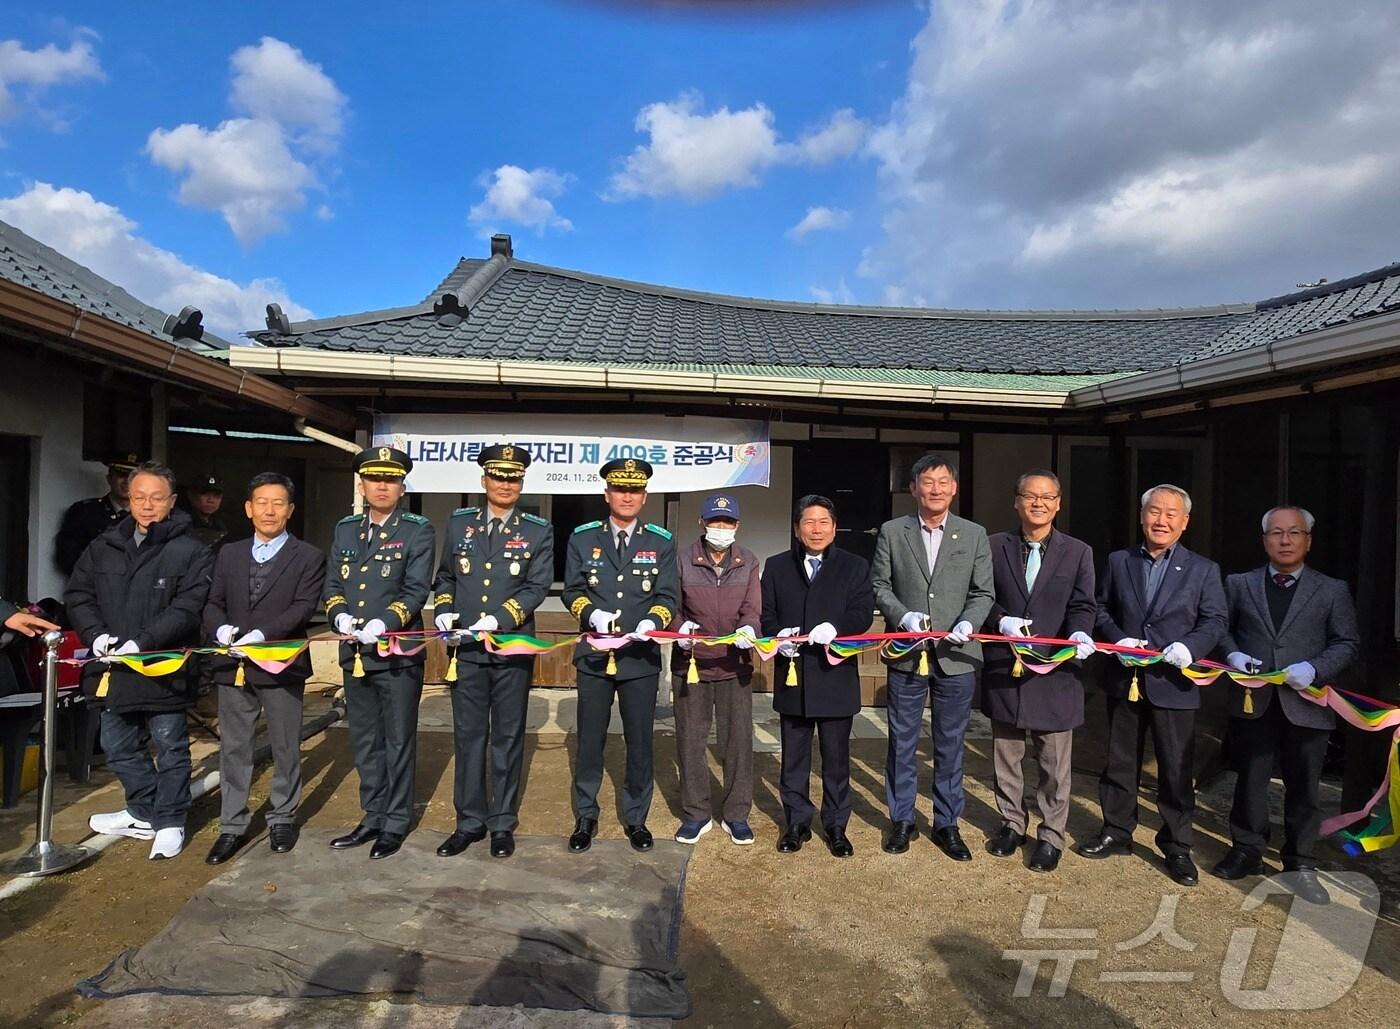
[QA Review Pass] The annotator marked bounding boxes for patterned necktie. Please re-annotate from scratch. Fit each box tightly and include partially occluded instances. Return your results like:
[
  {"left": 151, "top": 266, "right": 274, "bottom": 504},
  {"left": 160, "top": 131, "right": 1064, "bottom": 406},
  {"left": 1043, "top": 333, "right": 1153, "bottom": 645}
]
[
  {"left": 1025, "top": 541, "right": 1042, "bottom": 592},
  {"left": 1273, "top": 572, "right": 1295, "bottom": 589},
  {"left": 807, "top": 556, "right": 821, "bottom": 582}
]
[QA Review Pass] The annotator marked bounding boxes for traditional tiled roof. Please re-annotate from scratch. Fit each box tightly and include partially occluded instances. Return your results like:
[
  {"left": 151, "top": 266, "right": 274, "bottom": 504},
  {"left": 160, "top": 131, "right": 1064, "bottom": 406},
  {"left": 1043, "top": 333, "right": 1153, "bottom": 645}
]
[{"left": 0, "top": 219, "right": 227, "bottom": 353}]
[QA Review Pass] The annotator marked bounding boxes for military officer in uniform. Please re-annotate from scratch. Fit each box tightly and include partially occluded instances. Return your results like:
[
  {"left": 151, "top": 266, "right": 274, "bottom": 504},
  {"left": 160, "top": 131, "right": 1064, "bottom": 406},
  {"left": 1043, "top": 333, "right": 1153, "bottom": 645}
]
[
  {"left": 431, "top": 444, "right": 554, "bottom": 859},
  {"left": 54, "top": 452, "right": 141, "bottom": 576},
  {"left": 322, "top": 446, "right": 435, "bottom": 860},
  {"left": 563, "top": 458, "right": 678, "bottom": 853}
]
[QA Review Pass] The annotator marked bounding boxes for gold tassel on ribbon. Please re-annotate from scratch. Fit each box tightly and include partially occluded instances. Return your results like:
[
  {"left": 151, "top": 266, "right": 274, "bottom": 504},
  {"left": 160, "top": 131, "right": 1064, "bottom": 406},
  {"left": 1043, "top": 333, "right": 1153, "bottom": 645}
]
[
  {"left": 96, "top": 670, "right": 110, "bottom": 697},
  {"left": 1127, "top": 669, "right": 1141, "bottom": 702},
  {"left": 234, "top": 660, "right": 246, "bottom": 688},
  {"left": 352, "top": 651, "right": 365, "bottom": 678},
  {"left": 687, "top": 655, "right": 699, "bottom": 685},
  {"left": 446, "top": 647, "right": 458, "bottom": 681},
  {"left": 1243, "top": 689, "right": 1254, "bottom": 714},
  {"left": 917, "top": 649, "right": 930, "bottom": 678},
  {"left": 606, "top": 651, "right": 617, "bottom": 677},
  {"left": 1012, "top": 655, "right": 1024, "bottom": 678},
  {"left": 785, "top": 660, "right": 798, "bottom": 688}
]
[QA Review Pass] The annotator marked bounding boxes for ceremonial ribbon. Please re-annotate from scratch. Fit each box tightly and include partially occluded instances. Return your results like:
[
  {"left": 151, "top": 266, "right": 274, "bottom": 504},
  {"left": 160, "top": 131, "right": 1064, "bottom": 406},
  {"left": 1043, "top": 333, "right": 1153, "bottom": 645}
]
[{"left": 63, "top": 627, "right": 1400, "bottom": 853}]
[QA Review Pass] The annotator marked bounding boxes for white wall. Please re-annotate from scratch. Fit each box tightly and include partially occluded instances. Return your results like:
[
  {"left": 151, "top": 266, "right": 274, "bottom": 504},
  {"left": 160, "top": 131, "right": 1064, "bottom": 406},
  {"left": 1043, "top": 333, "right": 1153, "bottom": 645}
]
[
  {"left": 0, "top": 353, "right": 105, "bottom": 601},
  {"left": 674, "top": 444, "right": 793, "bottom": 563}
]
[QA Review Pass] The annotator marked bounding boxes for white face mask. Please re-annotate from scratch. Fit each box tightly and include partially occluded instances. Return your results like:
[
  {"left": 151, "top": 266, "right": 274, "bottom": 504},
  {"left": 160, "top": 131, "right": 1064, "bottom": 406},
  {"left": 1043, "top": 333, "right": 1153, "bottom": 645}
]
[{"left": 704, "top": 527, "right": 737, "bottom": 550}]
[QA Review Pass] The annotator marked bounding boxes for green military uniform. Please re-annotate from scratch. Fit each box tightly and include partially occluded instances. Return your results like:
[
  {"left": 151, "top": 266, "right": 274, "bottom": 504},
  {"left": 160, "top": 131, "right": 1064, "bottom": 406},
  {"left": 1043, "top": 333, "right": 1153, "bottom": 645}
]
[
  {"left": 562, "top": 459, "right": 678, "bottom": 832},
  {"left": 431, "top": 444, "right": 555, "bottom": 841},
  {"left": 322, "top": 447, "right": 435, "bottom": 844}
]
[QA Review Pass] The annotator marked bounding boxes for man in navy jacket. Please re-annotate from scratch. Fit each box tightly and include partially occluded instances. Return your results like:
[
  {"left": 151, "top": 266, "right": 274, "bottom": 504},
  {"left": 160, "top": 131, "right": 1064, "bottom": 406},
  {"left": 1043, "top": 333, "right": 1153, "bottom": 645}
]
[{"left": 1078, "top": 484, "right": 1227, "bottom": 886}]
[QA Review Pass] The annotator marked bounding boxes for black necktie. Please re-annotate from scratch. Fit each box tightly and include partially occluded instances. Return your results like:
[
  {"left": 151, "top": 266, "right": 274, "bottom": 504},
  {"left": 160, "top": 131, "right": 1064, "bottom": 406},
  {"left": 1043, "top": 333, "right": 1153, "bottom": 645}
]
[
  {"left": 489, "top": 517, "right": 502, "bottom": 537},
  {"left": 617, "top": 530, "right": 628, "bottom": 556}
]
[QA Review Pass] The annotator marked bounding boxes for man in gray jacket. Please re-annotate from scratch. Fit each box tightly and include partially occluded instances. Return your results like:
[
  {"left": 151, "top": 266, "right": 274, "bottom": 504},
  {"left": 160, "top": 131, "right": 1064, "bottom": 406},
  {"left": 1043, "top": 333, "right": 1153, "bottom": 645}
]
[
  {"left": 872, "top": 453, "right": 994, "bottom": 859},
  {"left": 1211, "top": 506, "right": 1359, "bottom": 905}
]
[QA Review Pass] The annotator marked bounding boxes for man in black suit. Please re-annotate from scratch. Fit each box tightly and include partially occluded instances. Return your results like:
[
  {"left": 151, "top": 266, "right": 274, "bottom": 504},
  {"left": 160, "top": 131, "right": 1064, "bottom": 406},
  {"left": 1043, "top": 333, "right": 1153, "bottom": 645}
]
[
  {"left": 201, "top": 472, "right": 326, "bottom": 865},
  {"left": 1211, "top": 506, "right": 1359, "bottom": 905},
  {"left": 761, "top": 495, "right": 875, "bottom": 858},
  {"left": 981, "top": 470, "right": 1097, "bottom": 873},
  {"left": 1079, "top": 484, "right": 1227, "bottom": 886}
]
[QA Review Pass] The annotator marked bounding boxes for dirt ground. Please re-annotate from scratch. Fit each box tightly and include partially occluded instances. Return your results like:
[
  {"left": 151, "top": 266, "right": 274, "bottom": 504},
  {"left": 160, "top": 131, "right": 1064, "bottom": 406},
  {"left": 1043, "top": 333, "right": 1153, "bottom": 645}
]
[{"left": 2, "top": 719, "right": 1399, "bottom": 1027}]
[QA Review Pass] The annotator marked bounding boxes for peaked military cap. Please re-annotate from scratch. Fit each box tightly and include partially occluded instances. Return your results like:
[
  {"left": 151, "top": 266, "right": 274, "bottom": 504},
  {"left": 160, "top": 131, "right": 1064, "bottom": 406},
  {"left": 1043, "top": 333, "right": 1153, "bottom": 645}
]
[
  {"left": 601, "top": 457, "right": 653, "bottom": 488},
  {"left": 191, "top": 473, "right": 223, "bottom": 493},
  {"left": 355, "top": 445, "right": 413, "bottom": 478},
  {"left": 107, "top": 452, "right": 142, "bottom": 474},
  {"left": 478, "top": 443, "right": 531, "bottom": 481}
]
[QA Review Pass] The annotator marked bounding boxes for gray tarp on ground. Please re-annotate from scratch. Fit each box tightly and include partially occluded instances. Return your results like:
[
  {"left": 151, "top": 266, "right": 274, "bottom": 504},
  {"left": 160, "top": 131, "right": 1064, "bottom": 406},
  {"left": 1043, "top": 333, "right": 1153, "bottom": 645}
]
[{"left": 78, "top": 831, "right": 691, "bottom": 1019}]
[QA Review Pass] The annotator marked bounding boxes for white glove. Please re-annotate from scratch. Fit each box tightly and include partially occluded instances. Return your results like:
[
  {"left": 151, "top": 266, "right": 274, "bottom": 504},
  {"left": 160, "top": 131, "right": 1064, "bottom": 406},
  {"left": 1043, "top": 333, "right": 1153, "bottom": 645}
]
[
  {"left": 588, "top": 609, "right": 617, "bottom": 634},
  {"left": 675, "top": 620, "right": 700, "bottom": 651},
  {"left": 733, "top": 625, "right": 757, "bottom": 650},
  {"left": 333, "top": 613, "right": 356, "bottom": 635},
  {"left": 945, "top": 620, "right": 974, "bottom": 644},
  {"left": 355, "top": 618, "right": 386, "bottom": 645},
  {"left": 776, "top": 626, "right": 800, "bottom": 658},
  {"left": 629, "top": 618, "right": 657, "bottom": 642},
  {"left": 808, "top": 622, "right": 838, "bottom": 646},
  {"left": 1227, "top": 651, "right": 1263, "bottom": 674},
  {"left": 215, "top": 624, "right": 240, "bottom": 646},
  {"left": 899, "top": 611, "right": 929, "bottom": 633},
  {"left": 1115, "top": 637, "right": 1149, "bottom": 666},
  {"left": 91, "top": 633, "right": 118, "bottom": 658},
  {"left": 1069, "top": 631, "right": 1096, "bottom": 661},
  {"left": 230, "top": 629, "right": 264, "bottom": 657},
  {"left": 468, "top": 614, "right": 498, "bottom": 633},
  {"left": 998, "top": 616, "right": 1033, "bottom": 638},
  {"left": 109, "top": 639, "right": 140, "bottom": 660},
  {"left": 1284, "top": 661, "right": 1316, "bottom": 690},
  {"left": 434, "top": 612, "right": 459, "bottom": 632},
  {"left": 1162, "top": 642, "right": 1192, "bottom": 669}
]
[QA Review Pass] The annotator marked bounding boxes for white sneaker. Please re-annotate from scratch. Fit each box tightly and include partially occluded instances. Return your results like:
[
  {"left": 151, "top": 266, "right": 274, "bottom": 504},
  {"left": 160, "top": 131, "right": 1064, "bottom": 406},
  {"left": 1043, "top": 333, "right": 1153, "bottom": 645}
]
[
  {"left": 149, "top": 827, "right": 185, "bottom": 860},
  {"left": 89, "top": 809, "right": 155, "bottom": 840}
]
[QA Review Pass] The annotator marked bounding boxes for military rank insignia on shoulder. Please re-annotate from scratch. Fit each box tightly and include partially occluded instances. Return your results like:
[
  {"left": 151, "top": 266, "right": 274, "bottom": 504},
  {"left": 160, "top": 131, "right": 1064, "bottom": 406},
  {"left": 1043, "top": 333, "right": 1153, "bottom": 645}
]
[
  {"left": 643, "top": 523, "right": 672, "bottom": 540},
  {"left": 401, "top": 512, "right": 429, "bottom": 524},
  {"left": 453, "top": 506, "right": 480, "bottom": 517},
  {"left": 573, "top": 520, "right": 603, "bottom": 534},
  {"left": 522, "top": 512, "right": 548, "bottom": 526}
]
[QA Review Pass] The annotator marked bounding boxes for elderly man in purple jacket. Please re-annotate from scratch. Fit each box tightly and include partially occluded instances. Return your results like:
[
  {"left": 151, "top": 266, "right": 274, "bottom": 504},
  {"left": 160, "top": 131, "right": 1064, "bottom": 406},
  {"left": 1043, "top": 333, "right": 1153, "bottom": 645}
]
[
  {"left": 671, "top": 494, "right": 762, "bottom": 846},
  {"left": 981, "top": 470, "right": 1096, "bottom": 873}
]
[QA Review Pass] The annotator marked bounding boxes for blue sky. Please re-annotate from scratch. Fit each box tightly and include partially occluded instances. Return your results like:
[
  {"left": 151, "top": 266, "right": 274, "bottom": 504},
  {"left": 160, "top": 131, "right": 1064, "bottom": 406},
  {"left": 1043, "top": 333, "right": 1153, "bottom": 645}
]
[{"left": 3, "top": 2, "right": 1399, "bottom": 339}]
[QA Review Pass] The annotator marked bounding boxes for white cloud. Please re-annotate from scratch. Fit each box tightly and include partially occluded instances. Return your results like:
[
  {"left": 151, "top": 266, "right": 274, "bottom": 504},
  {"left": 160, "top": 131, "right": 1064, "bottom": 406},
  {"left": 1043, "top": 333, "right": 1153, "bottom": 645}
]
[
  {"left": 0, "top": 34, "right": 103, "bottom": 123},
  {"left": 469, "top": 165, "right": 573, "bottom": 234},
  {"left": 787, "top": 205, "right": 851, "bottom": 241},
  {"left": 0, "top": 182, "right": 311, "bottom": 339},
  {"left": 147, "top": 37, "right": 346, "bottom": 245},
  {"left": 605, "top": 92, "right": 866, "bottom": 201},
  {"left": 229, "top": 37, "right": 346, "bottom": 155},
  {"left": 147, "top": 118, "right": 316, "bottom": 245},
  {"left": 809, "top": 279, "right": 856, "bottom": 305},
  {"left": 862, "top": 0, "right": 1400, "bottom": 308}
]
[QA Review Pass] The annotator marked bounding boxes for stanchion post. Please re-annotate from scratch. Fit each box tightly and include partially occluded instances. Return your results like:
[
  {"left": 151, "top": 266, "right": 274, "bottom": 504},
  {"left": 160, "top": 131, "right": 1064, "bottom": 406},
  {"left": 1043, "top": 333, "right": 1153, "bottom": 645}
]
[{"left": 2, "top": 629, "right": 91, "bottom": 877}]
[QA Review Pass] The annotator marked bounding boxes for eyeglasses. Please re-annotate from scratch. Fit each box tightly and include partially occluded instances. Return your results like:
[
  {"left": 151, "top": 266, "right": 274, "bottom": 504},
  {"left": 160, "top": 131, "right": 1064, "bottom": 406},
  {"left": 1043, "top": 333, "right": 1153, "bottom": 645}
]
[
  {"left": 1017, "top": 493, "right": 1060, "bottom": 504},
  {"left": 1264, "top": 529, "right": 1310, "bottom": 541},
  {"left": 129, "top": 493, "right": 171, "bottom": 505}
]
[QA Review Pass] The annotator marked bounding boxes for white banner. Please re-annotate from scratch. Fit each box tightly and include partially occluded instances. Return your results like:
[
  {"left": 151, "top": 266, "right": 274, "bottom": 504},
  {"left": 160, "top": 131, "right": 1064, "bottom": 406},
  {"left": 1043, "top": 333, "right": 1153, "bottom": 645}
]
[{"left": 372, "top": 413, "right": 770, "bottom": 494}]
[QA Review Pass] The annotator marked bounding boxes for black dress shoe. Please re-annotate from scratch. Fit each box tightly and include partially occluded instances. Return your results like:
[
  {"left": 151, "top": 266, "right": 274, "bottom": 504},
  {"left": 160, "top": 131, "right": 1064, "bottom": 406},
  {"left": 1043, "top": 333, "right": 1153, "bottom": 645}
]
[
  {"left": 490, "top": 831, "right": 515, "bottom": 858},
  {"left": 777, "top": 825, "right": 812, "bottom": 853},
  {"left": 437, "top": 828, "right": 487, "bottom": 857},
  {"left": 370, "top": 832, "right": 405, "bottom": 860},
  {"left": 1210, "top": 848, "right": 1264, "bottom": 880},
  {"left": 826, "top": 828, "right": 854, "bottom": 858},
  {"left": 1165, "top": 852, "right": 1199, "bottom": 886},
  {"left": 986, "top": 825, "right": 1028, "bottom": 857},
  {"left": 932, "top": 826, "right": 973, "bottom": 862},
  {"left": 1287, "top": 868, "right": 1330, "bottom": 905},
  {"left": 330, "top": 823, "right": 380, "bottom": 849},
  {"left": 1077, "top": 833, "right": 1132, "bottom": 859},
  {"left": 883, "top": 821, "right": 916, "bottom": 854},
  {"left": 205, "top": 833, "right": 244, "bottom": 865},
  {"left": 1028, "top": 840, "right": 1061, "bottom": 873},
  {"left": 625, "top": 824, "right": 654, "bottom": 852},
  {"left": 568, "top": 817, "right": 598, "bottom": 853},
  {"left": 269, "top": 824, "right": 299, "bottom": 854}
]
